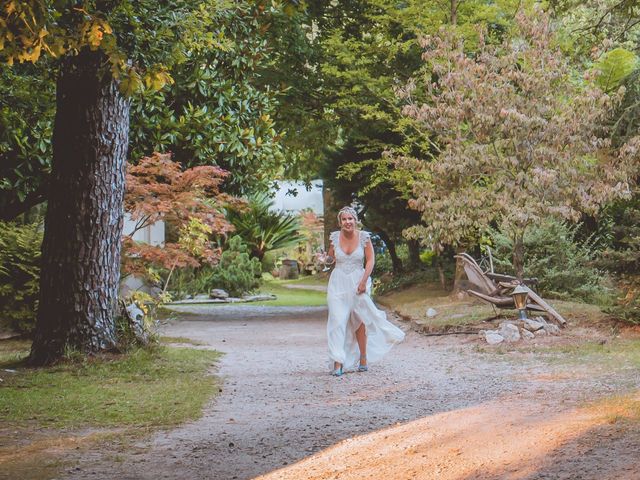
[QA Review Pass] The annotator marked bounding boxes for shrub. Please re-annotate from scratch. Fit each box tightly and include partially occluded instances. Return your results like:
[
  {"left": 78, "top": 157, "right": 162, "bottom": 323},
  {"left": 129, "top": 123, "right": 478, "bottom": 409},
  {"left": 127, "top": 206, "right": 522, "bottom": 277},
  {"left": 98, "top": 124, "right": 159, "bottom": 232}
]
[
  {"left": 489, "top": 219, "right": 615, "bottom": 304},
  {"left": 200, "top": 235, "right": 262, "bottom": 297},
  {"left": 0, "top": 220, "right": 42, "bottom": 333}
]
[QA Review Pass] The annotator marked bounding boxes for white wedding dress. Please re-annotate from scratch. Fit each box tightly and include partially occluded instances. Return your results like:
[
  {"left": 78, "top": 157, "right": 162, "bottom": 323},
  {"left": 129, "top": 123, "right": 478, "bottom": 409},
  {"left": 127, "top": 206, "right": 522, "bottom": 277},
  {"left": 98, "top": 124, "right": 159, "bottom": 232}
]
[{"left": 327, "top": 230, "right": 405, "bottom": 371}]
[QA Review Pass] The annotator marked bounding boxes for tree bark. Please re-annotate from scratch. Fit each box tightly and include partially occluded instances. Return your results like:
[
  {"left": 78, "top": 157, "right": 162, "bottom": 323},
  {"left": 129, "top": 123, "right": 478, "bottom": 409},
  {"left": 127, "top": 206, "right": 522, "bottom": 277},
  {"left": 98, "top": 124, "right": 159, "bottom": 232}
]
[
  {"left": 407, "top": 239, "right": 421, "bottom": 269},
  {"left": 513, "top": 232, "right": 525, "bottom": 281},
  {"left": 450, "top": 0, "right": 458, "bottom": 25},
  {"left": 376, "top": 230, "right": 403, "bottom": 273},
  {"left": 435, "top": 254, "right": 447, "bottom": 291},
  {"left": 29, "top": 49, "right": 130, "bottom": 365}
]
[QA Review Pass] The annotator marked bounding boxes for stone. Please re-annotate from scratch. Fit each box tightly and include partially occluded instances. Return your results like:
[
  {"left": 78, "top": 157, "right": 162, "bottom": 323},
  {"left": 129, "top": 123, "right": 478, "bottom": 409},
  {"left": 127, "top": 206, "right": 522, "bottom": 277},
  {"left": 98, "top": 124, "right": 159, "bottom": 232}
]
[
  {"left": 535, "top": 328, "right": 548, "bottom": 336},
  {"left": 242, "top": 294, "right": 277, "bottom": 302},
  {"left": 426, "top": 308, "right": 438, "bottom": 318},
  {"left": 485, "top": 331, "right": 504, "bottom": 345},
  {"left": 125, "top": 303, "right": 149, "bottom": 344},
  {"left": 523, "top": 319, "right": 545, "bottom": 332},
  {"left": 499, "top": 322, "right": 521, "bottom": 342},
  {"left": 279, "top": 259, "right": 300, "bottom": 280},
  {"left": 210, "top": 289, "right": 230, "bottom": 299},
  {"left": 521, "top": 329, "right": 535, "bottom": 340},
  {"left": 533, "top": 316, "right": 549, "bottom": 325},
  {"left": 543, "top": 324, "right": 561, "bottom": 335}
]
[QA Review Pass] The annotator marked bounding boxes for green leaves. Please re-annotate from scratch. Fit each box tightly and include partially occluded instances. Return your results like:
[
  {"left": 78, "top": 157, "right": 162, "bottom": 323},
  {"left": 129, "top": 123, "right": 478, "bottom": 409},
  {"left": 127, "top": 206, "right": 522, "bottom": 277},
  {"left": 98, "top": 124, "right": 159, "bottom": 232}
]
[
  {"left": 594, "top": 48, "right": 639, "bottom": 92},
  {"left": 226, "top": 193, "right": 304, "bottom": 260}
]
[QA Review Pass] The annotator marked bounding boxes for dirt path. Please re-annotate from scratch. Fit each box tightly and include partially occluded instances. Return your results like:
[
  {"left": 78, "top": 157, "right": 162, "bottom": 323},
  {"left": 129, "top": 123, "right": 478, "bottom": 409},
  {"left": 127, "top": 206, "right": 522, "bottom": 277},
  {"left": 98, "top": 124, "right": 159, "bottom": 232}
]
[{"left": 62, "top": 305, "right": 640, "bottom": 480}]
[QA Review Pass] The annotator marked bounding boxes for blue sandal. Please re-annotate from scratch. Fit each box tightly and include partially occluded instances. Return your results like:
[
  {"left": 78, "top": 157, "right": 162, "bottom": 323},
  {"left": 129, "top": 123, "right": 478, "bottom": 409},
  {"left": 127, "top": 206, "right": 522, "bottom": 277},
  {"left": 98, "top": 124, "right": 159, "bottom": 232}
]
[
  {"left": 331, "top": 367, "right": 343, "bottom": 377},
  {"left": 358, "top": 356, "right": 368, "bottom": 372}
]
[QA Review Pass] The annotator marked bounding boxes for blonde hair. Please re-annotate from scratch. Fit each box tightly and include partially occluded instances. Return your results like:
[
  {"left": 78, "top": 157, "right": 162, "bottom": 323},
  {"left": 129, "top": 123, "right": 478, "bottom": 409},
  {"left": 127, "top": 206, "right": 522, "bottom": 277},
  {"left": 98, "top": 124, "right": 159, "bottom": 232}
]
[{"left": 337, "top": 206, "right": 358, "bottom": 225}]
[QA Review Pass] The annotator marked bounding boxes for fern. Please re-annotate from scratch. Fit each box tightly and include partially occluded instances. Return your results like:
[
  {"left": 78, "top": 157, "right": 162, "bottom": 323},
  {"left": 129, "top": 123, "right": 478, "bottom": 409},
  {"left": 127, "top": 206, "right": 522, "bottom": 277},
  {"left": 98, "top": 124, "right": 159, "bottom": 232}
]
[{"left": 0, "top": 220, "right": 43, "bottom": 333}]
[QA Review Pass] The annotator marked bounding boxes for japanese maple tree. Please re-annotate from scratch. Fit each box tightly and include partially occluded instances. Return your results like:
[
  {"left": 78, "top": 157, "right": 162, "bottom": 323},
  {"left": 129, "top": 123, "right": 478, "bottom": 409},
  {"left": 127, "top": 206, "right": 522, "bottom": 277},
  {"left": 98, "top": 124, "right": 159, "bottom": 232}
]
[{"left": 123, "top": 152, "right": 242, "bottom": 290}]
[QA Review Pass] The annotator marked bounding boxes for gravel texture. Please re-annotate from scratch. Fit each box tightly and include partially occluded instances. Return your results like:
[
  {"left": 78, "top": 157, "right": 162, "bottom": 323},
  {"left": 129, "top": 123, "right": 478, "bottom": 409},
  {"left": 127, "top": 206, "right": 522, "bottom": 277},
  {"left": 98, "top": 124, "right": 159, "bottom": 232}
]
[{"left": 62, "top": 304, "right": 640, "bottom": 480}]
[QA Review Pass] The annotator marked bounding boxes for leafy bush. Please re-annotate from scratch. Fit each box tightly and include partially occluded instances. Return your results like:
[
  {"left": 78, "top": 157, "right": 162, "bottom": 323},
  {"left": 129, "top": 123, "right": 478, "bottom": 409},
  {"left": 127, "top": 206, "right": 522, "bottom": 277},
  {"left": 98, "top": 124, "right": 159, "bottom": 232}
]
[
  {"left": 0, "top": 220, "right": 42, "bottom": 333},
  {"left": 199, "top": 235, "right": 262, "bottom": 297},
  {"left": 489, "top": 219, "right": 615, "bottom": 304}
]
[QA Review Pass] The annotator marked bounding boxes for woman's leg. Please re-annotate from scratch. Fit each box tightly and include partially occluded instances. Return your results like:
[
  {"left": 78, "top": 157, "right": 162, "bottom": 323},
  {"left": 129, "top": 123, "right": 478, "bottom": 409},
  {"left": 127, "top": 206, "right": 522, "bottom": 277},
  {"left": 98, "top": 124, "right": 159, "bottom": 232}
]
[{"left": 355, "top": 322, "right": 367, "bottom": 366}]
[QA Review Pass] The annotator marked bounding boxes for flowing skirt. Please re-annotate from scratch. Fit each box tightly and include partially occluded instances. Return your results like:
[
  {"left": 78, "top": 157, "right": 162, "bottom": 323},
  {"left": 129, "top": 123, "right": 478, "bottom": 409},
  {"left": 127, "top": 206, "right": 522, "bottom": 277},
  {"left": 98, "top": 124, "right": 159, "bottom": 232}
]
[{"left": 327, "top": 267, "right": 405, "bottom": 371}]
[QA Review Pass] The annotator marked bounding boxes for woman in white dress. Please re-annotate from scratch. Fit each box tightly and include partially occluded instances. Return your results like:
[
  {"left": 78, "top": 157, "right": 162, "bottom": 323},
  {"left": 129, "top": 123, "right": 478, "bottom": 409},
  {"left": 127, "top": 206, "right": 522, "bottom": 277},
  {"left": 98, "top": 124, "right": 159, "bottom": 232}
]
[{"left": 323, "top": 206, "right": 405, "bottom": 376}]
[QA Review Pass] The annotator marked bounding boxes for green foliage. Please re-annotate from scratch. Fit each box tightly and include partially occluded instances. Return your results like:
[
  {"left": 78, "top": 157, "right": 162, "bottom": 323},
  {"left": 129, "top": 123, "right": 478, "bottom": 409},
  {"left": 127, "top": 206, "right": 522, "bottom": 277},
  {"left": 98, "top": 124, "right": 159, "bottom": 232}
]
[
  {"left": 227, "top": 193, "right": 304, "bottom": 260},
  {"left": 1, "top": 1, "right": 312, "bottom": 219},
  {"left": 596, "top": 197, "right": 640, "bottom": 275},
  {"left": 128, "top": 3, "right": 287, "bottom": 194},
  {"left": 372, "top": 269, "right": 441, "bottom": 297},
  {"left": 0, "top": 62, "right": 55, "bottom": 215},
  {"left": 489, "top": 220, "right": 615, "bottom": 304},
  {"left": 594, "top": 48, "right": 639, "bottom": 92},
  {"left": 419, "top": 250, "right": 436, "bottom": 264},
  {"left": 593, "top": 196, "right": 640, "bottom": 324},
  {"left": 0, "top": 220, "right": 42, "bottom": 333},
  {"left": 201, "top": 235, "right": 262, "bottom": 297}
]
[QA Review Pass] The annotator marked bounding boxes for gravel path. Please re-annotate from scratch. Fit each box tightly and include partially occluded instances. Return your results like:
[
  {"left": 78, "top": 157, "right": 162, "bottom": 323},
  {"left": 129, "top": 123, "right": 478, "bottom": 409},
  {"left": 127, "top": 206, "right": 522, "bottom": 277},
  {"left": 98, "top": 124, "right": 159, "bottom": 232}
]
[{"left": 63, "top": 304, "right": 640, "bottom": 480}]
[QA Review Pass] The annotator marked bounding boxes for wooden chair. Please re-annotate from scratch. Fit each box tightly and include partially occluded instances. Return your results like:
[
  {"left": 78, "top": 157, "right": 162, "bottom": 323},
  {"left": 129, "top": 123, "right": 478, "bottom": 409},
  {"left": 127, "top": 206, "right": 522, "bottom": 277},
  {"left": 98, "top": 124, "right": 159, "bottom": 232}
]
[{"left": 454, "top": 253, "right": 566, "bottom": 326}]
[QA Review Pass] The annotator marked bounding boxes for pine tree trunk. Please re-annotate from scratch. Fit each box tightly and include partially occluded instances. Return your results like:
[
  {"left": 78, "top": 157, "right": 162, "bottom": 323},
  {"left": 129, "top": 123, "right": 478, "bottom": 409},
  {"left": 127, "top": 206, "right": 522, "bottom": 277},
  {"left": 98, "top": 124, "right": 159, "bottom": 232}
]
[
  {"left": 29, "top": 50, "right": 130, "bottom": 365},
  {"left": 513, "top": 233, "right": 525, "bottom": 281}
]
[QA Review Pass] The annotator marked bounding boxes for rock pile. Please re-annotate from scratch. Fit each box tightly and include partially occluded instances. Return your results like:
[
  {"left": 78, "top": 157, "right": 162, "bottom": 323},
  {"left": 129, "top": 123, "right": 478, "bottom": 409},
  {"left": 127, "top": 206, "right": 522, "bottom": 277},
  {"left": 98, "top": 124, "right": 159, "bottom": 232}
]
[{"left": 480, "top": 316, "right": 561, "bottom": 345}]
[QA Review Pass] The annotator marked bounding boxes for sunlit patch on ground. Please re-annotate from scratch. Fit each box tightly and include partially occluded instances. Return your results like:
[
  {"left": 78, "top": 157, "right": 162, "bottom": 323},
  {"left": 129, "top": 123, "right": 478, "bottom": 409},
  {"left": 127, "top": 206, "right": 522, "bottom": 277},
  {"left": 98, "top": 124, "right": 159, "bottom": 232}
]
[{"left": 256, "top": 397, "right": 640, "bottom": 480}]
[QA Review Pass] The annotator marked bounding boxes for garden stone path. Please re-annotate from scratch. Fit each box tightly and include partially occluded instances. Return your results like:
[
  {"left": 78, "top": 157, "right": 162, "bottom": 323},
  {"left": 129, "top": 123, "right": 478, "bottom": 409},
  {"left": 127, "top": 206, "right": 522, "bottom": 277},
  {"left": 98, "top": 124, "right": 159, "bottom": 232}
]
[{"left": 64, "top": 304, "right": 640, "bottom": 480}]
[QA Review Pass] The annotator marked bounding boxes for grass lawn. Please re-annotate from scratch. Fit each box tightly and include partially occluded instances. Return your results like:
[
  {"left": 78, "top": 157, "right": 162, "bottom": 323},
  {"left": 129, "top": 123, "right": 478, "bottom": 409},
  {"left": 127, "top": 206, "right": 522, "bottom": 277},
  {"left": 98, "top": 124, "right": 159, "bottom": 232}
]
[
  {"left": 254, "top": 279, "right": 326, "bottom": 307},
  {"left": 0, "top": 339, "right": 221, "bottom": 429}
]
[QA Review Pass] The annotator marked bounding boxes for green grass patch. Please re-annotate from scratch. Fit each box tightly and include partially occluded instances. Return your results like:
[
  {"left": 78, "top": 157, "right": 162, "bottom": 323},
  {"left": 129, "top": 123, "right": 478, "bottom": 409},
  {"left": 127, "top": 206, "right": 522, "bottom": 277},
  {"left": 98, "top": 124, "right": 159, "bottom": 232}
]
[
  {"left": 159, "top": 336, "right": 206, "bottom": 346},
  {"left": 522, "top": 338, "right": 640, "bottom": 366},
  {"left": 378, "top": 282, "right": 497, "bottom": 330},
  {"left": 378, "top": 281, "right": 612, "bottom": 332},
  {"left": 278, "top": 273, "right": 329, "bottom": 287},
  {"left": 253, "top": 280, "right": 326, "bottom": 307},
  {"left": 0, "top": 341, "right": 221, "bottom": 429}
]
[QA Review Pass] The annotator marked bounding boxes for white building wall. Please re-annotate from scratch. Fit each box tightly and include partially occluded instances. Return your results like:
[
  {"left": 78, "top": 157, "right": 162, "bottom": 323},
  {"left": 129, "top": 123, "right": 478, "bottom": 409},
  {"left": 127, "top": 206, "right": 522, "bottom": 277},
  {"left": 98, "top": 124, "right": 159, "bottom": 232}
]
[{"left": 123, "top": 213, "right": 165, "bottom": 246}]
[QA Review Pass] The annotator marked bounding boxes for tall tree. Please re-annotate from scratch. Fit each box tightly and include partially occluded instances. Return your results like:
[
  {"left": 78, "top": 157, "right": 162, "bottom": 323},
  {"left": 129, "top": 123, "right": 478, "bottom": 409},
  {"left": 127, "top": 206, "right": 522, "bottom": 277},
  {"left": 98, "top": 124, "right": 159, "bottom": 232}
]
[
  {"left": 399, "top": 10, "right": 638, "bottom": 278},
  {"left": 0, "top": 1, "right": 231, "bottom": 364},
  {"left": 309, "top": 0, "right": 527, "bottom": 262}
]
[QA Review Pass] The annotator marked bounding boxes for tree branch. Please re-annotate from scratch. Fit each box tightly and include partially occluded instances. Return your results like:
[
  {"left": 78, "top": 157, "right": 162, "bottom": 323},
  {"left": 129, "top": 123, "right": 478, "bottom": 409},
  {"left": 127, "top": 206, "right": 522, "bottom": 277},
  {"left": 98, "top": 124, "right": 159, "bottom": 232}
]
[{"left": 0, "top": 182, "right": 49, "bottom": 221}]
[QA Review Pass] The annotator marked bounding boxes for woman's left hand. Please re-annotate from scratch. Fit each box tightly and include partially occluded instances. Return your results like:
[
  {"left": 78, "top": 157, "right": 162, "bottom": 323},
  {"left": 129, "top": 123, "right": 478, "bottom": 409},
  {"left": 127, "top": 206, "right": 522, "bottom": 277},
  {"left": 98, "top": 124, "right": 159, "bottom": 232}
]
[{"left": 357, "top": 281, "right": 367, "bottom": 295}]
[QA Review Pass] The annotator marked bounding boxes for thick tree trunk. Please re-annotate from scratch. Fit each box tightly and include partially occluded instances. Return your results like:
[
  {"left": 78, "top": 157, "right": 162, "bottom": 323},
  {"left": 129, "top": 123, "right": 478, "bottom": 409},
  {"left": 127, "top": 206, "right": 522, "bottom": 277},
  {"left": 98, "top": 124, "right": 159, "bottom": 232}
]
[
  {"left": 407, "top": 239, "right": 421, "bottom": 268},
  {"left": 376, "top": 230, "right": 403, "bottom": 273},
  {"left": 29, "top": 49, "right": 130, "bottom": 365},
  {"left": 435, "top": 254, "right": 447, "bottom": 291}
]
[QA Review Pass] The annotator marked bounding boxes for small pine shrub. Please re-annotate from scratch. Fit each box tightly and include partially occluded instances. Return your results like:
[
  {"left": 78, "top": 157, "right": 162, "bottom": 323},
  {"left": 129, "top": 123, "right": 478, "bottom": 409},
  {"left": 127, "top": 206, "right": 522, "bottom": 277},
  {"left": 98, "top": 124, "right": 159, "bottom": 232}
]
[
  {"left": 489, "top": 219, "right": 615, "bottom": 305},
  {"left": 0, "top": 220, "right": 42, "bottom": 333},
  {"left": 203, "top": 235, "right": 262, "bottom": 297}
]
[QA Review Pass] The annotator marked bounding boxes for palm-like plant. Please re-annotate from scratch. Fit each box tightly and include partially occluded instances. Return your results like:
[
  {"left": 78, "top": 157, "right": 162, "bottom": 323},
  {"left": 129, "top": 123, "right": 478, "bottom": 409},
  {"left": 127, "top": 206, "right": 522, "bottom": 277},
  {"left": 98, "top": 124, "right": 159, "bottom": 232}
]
[{"left": 227, "top": 193, "right": 304, "bottom": 260}]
